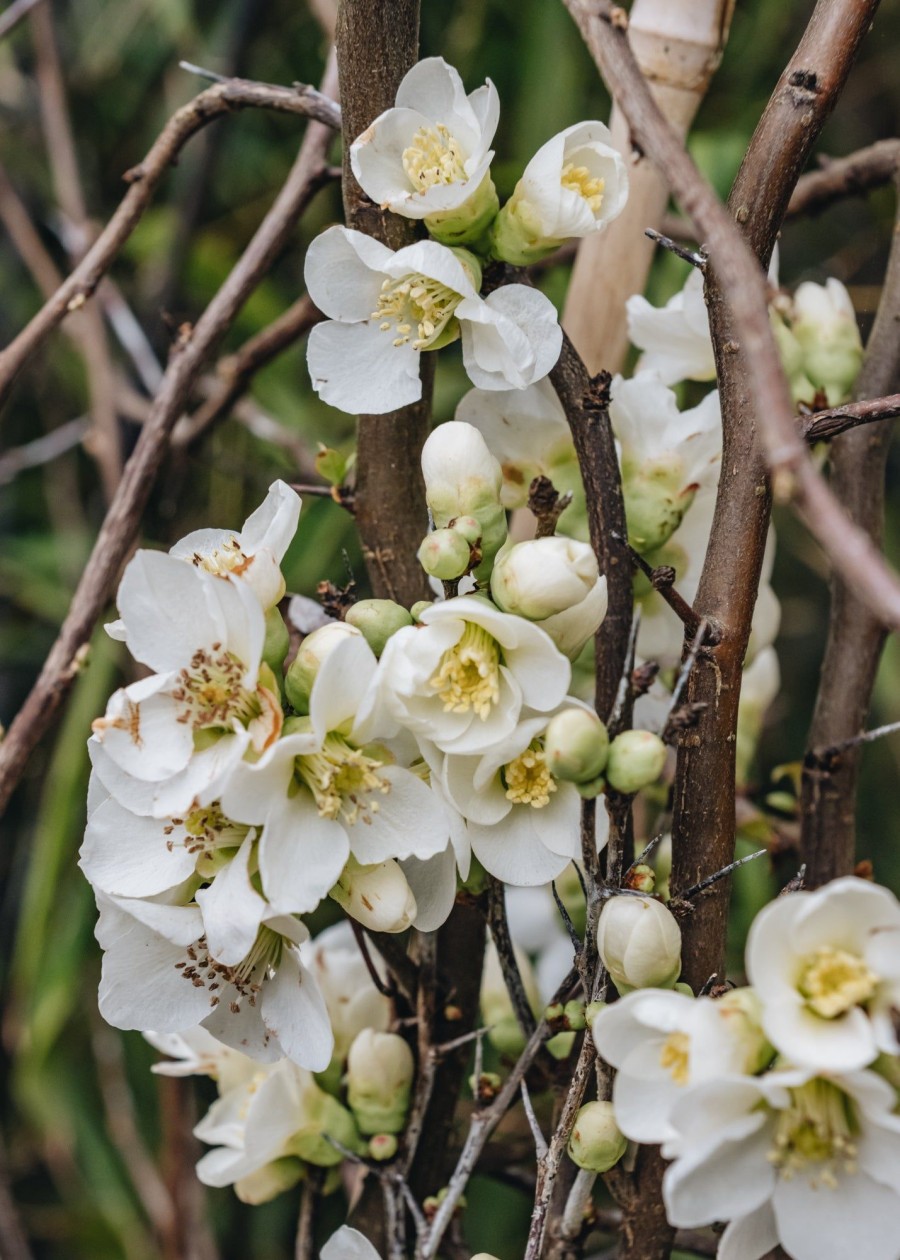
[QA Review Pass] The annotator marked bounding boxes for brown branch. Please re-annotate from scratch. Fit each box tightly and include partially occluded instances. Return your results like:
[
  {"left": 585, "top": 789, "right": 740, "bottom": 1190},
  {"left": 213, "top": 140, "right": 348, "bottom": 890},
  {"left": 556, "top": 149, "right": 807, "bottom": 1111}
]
[
  {"left": 485, "top": 876, "right": 537, "bottom": 1038},
  {"left": 0, "top": 63, "right": 338, "bottom": 820},
  {"left": 336, "top": 0, "right": 431, "bottom": 607},
  {"left": 800, "top": 167, "right": 900, "bottom": 886},
  {"left": 0, "top": 76, "right": 340, "bottom": 413},
  {"left": 0, "top": 0, "right": 43, "bottom": 40},
  {"left": 802, "top": 391, "right": 900, "bottom": 442},
  {"left": 627, "top": 544, "right": 715, "bottom": 645},
  {"left": 787, "top": 138, "right": 900, "bottom": 217}
]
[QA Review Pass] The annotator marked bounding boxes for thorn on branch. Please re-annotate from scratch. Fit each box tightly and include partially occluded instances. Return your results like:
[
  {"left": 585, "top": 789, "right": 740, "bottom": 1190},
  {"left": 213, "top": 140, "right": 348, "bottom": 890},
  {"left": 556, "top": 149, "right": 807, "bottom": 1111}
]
[
  {"left": 677, "top": 847, "right": 768, "bottom": 903},
  {"left": 645, "top": 227, "right": 706, "bottom": 270}
]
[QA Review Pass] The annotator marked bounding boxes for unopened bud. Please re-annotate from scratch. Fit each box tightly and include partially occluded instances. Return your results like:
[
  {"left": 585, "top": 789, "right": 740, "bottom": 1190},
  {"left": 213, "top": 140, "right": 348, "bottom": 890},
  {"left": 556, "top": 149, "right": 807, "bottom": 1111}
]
[
  {"left": 469, "top": 1071, "right": 502, "bottom": 1104},
  {"left": 347, "top": 1030, "right": 415, "bottom": 1136},
  {"left": 597, "top": 894, "right": 682, "bottom": 991},
  {"left": 544, "top": 708, "right": 609, "bottom": 783},
  {"left": 331, "top": 856, "right": 417, "bottom": 933},
  {"left": 345, "top": 599, "right": 414, "bottom": 657},
  {"left": 584, "top": 1000, "right": 606, "bottom": 1029},
  {"left": 263, "top": 606, "right": 290, "bottom": 676},
  {"left": 286, "top": 1089, "right": 361, "bottom": 1167},
  {"left": 791, "top": 279, "right": 863, "bottom": 403},
  {"left": 285, "top": 621, "right": 361, "bottom": 712},
  {"left": 368, "top": 1133, "right": 399, "bottom": 1162},
  {"left": 710, "top": 987, "right": 774, "bottom": 1075},
  {"left": 422, "top": 422, "right": 508, "bottom": 579},
  {"left": 563, "top": 1000, "right": 586, "bottom": 1031},
  {"left": 568, "top": 1101, "right": 627, "bottom": 1173},
  {"left": 605, "top": 730, "right": 667, "bottom": 794},
  {"left": 450, "top": 515, "right": 482, "bottom": 545},
  {"left": 418, "top": 528, "right": 473, "bottom": 581},
  {"left": 624, "top": 863, "right": 656, "bottom": 894},
  {"left": 490, "top": 536, "right": 608, "bottom": 659},
  {"left": 410, "top": 600, "right": 433, "bottom": 621},
  {"left": 623, "top": 460, "right": 695, "bottom": 554},
  {"left": 234, "top": 1157, "right": 302, "bottom": 1204}
]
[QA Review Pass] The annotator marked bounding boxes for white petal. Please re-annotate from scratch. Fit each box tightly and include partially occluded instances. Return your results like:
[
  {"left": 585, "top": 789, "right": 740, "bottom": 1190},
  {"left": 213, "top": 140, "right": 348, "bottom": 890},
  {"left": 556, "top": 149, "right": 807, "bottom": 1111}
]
[
  {"left": 347, "top": 766, "right": 449, "bottom": 864},
  {"left": 460, "top": 285, "right": 562, "bottom": 391},
  {"left": 260, "top": 949, "right": 334, "bottom": 1071},
  {"left": 80, "top": 796, "right": 195, "bottom": 896},
  {"left": 662, "top": 1116, "right": 773, "bottom": 1228},
  {"left": 321, "top": 1226, "right": 382, "bottom": 1260},
  {"left": 310, "top": 633, "right": 377, "bottom": 743},
  {"left": 402, "top": 846, "right": 458, "bottom": 931},
  {"left": 258, "top": 794, "right": 350, "bottom": 916},
  {"left": 762, "top": 998, "right": 877, "bottom": 1071},
  {"left": 117, "top": 550, "right": 224, "bottom": 671},
  {"left": 304, "top": 225, "right": 393, "bottom": 320},
  {"left": 308, "top": 319, "right": 423, "bottom": 414},
  {"left": 241, "top": 480, "right": 302, "bottom": 558},
  {"left": 469, "top": 812, "right": 570, "bottom": 885},
  {"left": 774, "top": 1170, "right": 900, "bottom": 1260},
  {"left": 196, "top": 835, "right": 266, "bottom": 966},
  {"left": 718, "top": 1205, "right": 779, "bottom": 1260}
]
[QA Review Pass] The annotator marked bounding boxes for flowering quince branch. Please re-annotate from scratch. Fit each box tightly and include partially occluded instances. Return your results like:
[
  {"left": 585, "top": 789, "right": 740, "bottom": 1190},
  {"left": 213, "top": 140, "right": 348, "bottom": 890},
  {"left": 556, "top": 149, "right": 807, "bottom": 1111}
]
[{"left": 643, "top": 227, "right": 706, "bottom": 271}]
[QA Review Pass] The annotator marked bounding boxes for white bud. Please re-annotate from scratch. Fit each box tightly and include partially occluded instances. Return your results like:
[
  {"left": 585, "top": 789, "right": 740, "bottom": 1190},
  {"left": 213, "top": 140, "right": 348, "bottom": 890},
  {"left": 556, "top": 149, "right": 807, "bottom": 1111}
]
[
  {"left": 597, "top": 894, "right": 682, "bottom": 991},
  {"left": 285, "top": 621, "right": 362, "bottom": 712},
  {"left": 422, "top": 422, "right": 507, "bottom": 579},
  {"left": 346, "top": 1030, "right": 415, "bottom": 1135},
  {"left": 711, "top": 987, "right": 774, "bottom": 1075},
  {"left": 568, "top": 1101, "right": 627, "bottom": 1173},
  {"left": 490, "top": 537, "right": 608, "bottom": 659},
  {"left": 331, "top": 857, "right": 417, "bottom": 933},
  {"left": 544, "top": 708, "right": 609, "bottom": 782},
  {"left": 790, "top": 279, "right": 863, "bottom": 402},
  {"left": 450, "top": 515, "right": 482, "bottom": 545},
  {"left": 345, "top": 599, "right": 414, "bottom": 657},
  {"left": 605, "top": 729, "right": 667, "bottom": 794},
  {"left": 418, "top": 528, "right": 473, "bottom": 580}
]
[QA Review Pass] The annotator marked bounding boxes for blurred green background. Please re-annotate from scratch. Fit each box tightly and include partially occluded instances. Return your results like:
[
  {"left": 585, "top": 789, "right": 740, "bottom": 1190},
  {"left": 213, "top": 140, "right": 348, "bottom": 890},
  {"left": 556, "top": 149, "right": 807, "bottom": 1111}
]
[{"left": 1, "top": 1, "right": 899, "bottom": 1256}]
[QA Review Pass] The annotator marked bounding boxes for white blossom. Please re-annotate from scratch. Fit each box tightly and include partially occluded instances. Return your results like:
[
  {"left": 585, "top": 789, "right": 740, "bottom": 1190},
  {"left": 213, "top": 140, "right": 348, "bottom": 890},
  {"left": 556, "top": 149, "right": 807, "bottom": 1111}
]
[
  {"left": 349, "top": 56, "right": 499, "bottom": 232},
  {"left": 305, "top": 226, "right": 561, "bottom": 414},
  {"left": 322, "top": 1229, "right": 381, "bottom": 1260},
  {"left": 790, "top": 278, "right": 863, "bottom": 403},
  {"left": 662, "top": 1067, "right": 900, "bottom": 1260},
  {"left": 356, "top": 595, "right": 571, "bottom": 757},
  {"left": 626, "top": 268, "right": 715, "bottom": 386},
  {"left": 298, "top": 920, "right": 391, "bottom": 1061},
  {"left": 746, "top": 876, "right": 900, "bottom": 1072},
  {"left": 596, "top": 894, "right": 682, "bottom": 991},
  {"left": 169, "top": 480, "right": 301, "bottom": 610}
]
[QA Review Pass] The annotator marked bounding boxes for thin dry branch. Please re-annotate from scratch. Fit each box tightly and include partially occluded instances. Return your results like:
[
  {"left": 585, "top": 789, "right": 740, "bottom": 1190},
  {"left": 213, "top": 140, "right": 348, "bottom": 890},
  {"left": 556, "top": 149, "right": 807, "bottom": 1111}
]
[
  {"left": 0, "top": 76, "right": 340, "bottom": 411},
  {"left": 0, "top": 63, "right": 338, "bottom": 819},
  {"left": 788, "top": 138, "right": 900, "bottom": 218},
  {"left": 802, "top": 392, "right": 900, "bottom": 442},
  {"left": 0, "top": 0, "right": 42, "bottom": 40}
]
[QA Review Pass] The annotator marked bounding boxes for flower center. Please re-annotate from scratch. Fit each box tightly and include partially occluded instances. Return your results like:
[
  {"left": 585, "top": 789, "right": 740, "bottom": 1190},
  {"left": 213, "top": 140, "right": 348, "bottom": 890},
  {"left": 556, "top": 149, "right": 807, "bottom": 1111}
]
[
  {"left": 798, "top": 946, "right": 878, "bottom": 1019},
  {"left": 561, "top": 161, "right": 605, "bottom": 214},
  {"left": 295, "top": 733, "right": 390, "bottom": 825},
  {"left": 659, "top": 1031, "right": 690, "bottom": 1085},
  {"left": 164, "top": 802, "right": 250, "bottom": 858},
  {"left": 429, "top": 621, "right": 501, "bottom": 720},
  {"left": 503, "top": 742, "right": 557, "bottom": 808},
  {"left": 768, "top": 1079, "right": 859, "bottom": 1188},
  {"left": 402, "top": 123, "right": 468, "bottom": 190},
  {"left": 189, "top": 535, "right": 253, "bottom": 580},
  {"left": 372, "top": 274, "right": 463, "bottom": 350},
  {"left": 172, "top": 645, "right": 261, "bottom": 731},
  {"left": 175, "top": 926, "right": 284, "bottom": 1013}
]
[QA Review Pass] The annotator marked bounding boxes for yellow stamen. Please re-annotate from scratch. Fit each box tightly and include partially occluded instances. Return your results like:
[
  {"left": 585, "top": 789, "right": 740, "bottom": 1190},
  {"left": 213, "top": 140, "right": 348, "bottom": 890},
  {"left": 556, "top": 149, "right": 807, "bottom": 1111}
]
[
  {"left": 429, "top": 621, "right": 501, "bottom": 720},
  {"left": 768, "top": 1079, "right": 859, "bottom": 1188},
  {"left": 798, "top": 946, "right": 878, "bottom": 1019},
  {"left": 370, "top": 274, "right": 462, "bottom": 350},
  {"left": 503, "top": 742, "right": 556, "bottom": 808},
  {"left": 659, "top": 1031, "right": 690, "bottom": 1085},
  {"left": 402, "top": 123, "right": 467, "bottom": 190},
  {"left": 561, "top": 161, "right": 605, "bottom": 214},
  {"left": 295, "top": 733, "right": 390, "bottom": 825},
  {"left": 191, "top": 535, "right": 253, "bottom": 580}
]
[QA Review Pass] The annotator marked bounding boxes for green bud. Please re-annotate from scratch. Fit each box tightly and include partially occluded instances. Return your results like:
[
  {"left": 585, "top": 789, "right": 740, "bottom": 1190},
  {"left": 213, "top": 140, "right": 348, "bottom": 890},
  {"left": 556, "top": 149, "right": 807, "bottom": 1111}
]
[
  {"left": 544, "top": 708, "right": 609, "bottom": 783},
  {"left": 605, "top": 730, "right": 667, "bottom": 795},
  {"left": 418, "top": 528, "right": 473, "bottom": 581},
  {"left": 285, "top": 621, "right": 361, "bottom": 712},
  {"left": 286, "top": 1089, "right": 361, "bottom": 1167},
  {"left": 791, "top": 279, "right": 863, "bottom": 403},
  {"left": 450, "top": 514, "right": 483, "bottom": 545},
  {"left": 262, "top": 606, "right": 290, "bottom": 677},
  {"left": 424, "top": 172, "right": 500, "bottom": 248},
  {"left": 713, "top": 987, "right": 775, "bottom": 1075},
  {"left": 347, "top": 1031, "right": 415, "bottom": 1135},
  {"left": 622, "top": 458, "right": 694, "bottom": 554},
  {"left": 469, "top": 1071, "right": 502, "bottom": 1103},
  {"left": 674, "top": 981, "right": 694, "bottom": 996},
  {"left": 489, "top": 193, "right": 554, "bottom": 266},
  {"left": 544, "top": 1002, "right": 566, "bottom": 1024},
  {"left": 234, "top": 1157, "right": 303, "bottom": 1204},
  {"left": 568, "top": 1101, "right": 627, "bottom": 1173},
  {"left": 368, "top": 1133, "right": 399, "bottom": 1162},
  {"left": 563, "top": 1000, "right": 587, "bottom": 1031},
  {"left": 331, "top": 856, "right": 417, "bottom": 934},
  {"left": 624, "top": 863, "right": 656, "bottom": 894},
  {"left": 576, "top": 775, "right": 606, "bottom": 800},
  {"left": 584, "top": 1000, "right": 606, "bottom": 1029},
  {"left": 345, "top": 598, "right": 414, "bottom": 657},
  {"left": 410, "top": 600, "right": 433, "bottom": 621}
]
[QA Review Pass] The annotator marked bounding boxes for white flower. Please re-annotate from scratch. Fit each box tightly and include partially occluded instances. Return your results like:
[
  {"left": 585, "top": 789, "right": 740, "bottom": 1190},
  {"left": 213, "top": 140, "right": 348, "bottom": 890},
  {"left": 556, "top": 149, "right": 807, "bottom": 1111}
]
[
  {"left": 490, "top": 536, "right": 608, "bottom": 659},
  {"left": 421, "top": 420, "right": 507, "bottom": 578},
  {"left": 626, "top": 268, "right": 716, "bottom": 386},
  {"left": 221, "top": 632, "right": 449, "bottom": 916},
  {"left": 299, "top": 921, "right": 391, "bottom": 1061},
  {"left": 346, "top": 1029, "right": 415, "bottom": 1134},
  {"left": 305, "top": 226, "right": 561, "bottom": 415},
  {"left": 592, "top": 987, "right": 772, "bottom": 1145},
  {"left": 455, "top": 378, "right": 578, "bottom": 511},
  {"left": 90, "top": 552, "right": 280, "bottom": 818},
  {"left": 746, "top": 876, "right": 900, "bottom": 1073},
  {"left": 791, "top": 278, "right": 863, "bottom": 403},
  {"left": 349, "top": 57, "right": 499, "bottom": 234},
  {"left": 432, "top": 708, "right": 609, "bottom": 886},
  {"left": 357, "top": 595, "right": 571, "bottom": 757},
  {"left": 491, "top": 121, "right": 628, "bottom": 264},
  {"left": 611, "top": 372, "right": 721, "bottom": 552},
  {"left": 596, "top": 894, "right": 682, "bottom": 991},
  {"left": 95, "top": 894, "right": 333, "bottom": 1069},
  {"left": 322, "top": 1228, "right": 381, "bottom": 1260},
  {"left": 662, "top": 1067, "right": 900, "bottom": 1260},
  {"left": 169, "top": 480, "right": 301, "bottom": 610},
  {"left": 144, "top": 1028, "right": 258, "bottom": 1093}
]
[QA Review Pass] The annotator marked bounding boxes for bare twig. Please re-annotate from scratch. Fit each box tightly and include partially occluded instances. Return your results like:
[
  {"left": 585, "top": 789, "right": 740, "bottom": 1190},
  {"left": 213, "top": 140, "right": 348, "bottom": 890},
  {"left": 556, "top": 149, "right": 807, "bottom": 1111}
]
[
  {"left": 626, "top": 542, "right": 713, "bottom": 644},
  {"left": 0, "top": 76, "right": 340, "bottom": 411},
  {"left": 678, "top": 847, "right": 768, "bottom": 901},
  {"left": 819, "top": 717, "right": 900, "bottom": 758},
  {"left": 644, "top": 227, "right": 705, "bottom": 269},
  {"left": 295, "top": 1172, "right": 321, "bottom": 1260},
  {"left": 0, "top": 416, "right": 88, "bottom": 485},
  {"left": 788, "top": 138, "right": 900, "bottom": 218},
  {"left": 486, "top": 875, "right": 537, "bottom": 1038},
  {"left": 520, "top": 1078, "right": 549, "bottom": 1161},
  {"left": 0, "top": 62, "right": 339, "bottom": 819},
  {"left": 662, "top": 618, "right": 709, "bottom": 733},
  {"left": 802, "top": 392, "right": 900, "bottom": 442},
  {"left": 0, "top": 0, "right": 42, "bottom": 40}
]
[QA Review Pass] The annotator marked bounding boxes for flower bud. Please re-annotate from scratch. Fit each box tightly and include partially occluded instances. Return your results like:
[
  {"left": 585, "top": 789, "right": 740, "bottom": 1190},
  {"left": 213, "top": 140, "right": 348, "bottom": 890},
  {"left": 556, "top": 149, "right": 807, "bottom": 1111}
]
[
  {"left": 287, "top": 1089, "right": 362, "bottom": 1167},
  {"left": 605, "top": 730, "right": 667, "bottom": 795},
  {"left": 624, "top": 863, "right": 655, "bottom": 894},
  {"left": 346, "top": 1030, "right": 415, "bottom": 1135},
  {"left": 622, "top": 460, "right": 696, "bottom": 554},
  {"left": 568, "top": 1101, "right": 628, "bottom": 1173},
  {"left": 285, "top": 621, "right": 362, "bottom": 712},
  {"left": 424, "top": 171, "right": 500, "bottom": 247},
  {"left": 262, "top": 606, "right": 290, "bottom": 676},
  {"left": 344, "top": 599, "right": 414, "bottom": 657},
  {"left": 234, "top": 1157, "right": 303, "bottom": 1205},
  {"left": 490, "top": 537, "right": 608, "bottom": 659},
  {"left": 712, "top": 987, "right": 774, "bottom": 1075},
  {"left": 331, "top": 857, "right": 417, "bottom": 933},
  {"left": 368, "top": 1133, "right": 399, "bottom": 1161},
  {"left": 584, "top": 1000, "right": 606, "bottom": 1029},
  {"left": 450, "top": 515, "right": 482, "bottom": 545},
  {"left": 790, "top": 279, "right": 863, "bottom": 403},
  {"left": 422, "top": 422, "right": 508, "bottom": 579},
  {"left": 563, "top": 1000, "right": 586, "bottom": 1031},
  {"left": 597, "top": 895, "right": 682, "bottom": 991},
  {"left": 410, "top": 600, "right": 433, "bottom": 621},
  {"left": 418, "top": 528, "right": 473, "bottom": 581},
  {"left": 544, "top": 708, "right": 609, "bottom": 783}
]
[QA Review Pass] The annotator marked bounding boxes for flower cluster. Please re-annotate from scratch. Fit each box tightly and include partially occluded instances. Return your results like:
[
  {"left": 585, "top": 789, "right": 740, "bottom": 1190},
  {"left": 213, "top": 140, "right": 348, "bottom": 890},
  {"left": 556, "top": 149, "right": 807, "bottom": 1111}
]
[
  {"left": 307, "top": 56, "right": 629, "bottom": 414},
  {"left": 593, "top": 877, "right": 900, "bottom": 1260}
]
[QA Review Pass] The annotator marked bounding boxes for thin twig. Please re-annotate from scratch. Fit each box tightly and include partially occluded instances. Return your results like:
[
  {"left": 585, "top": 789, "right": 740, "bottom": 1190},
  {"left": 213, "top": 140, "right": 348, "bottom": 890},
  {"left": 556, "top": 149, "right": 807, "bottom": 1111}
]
[
  {"left": 662, "top": 619, "right": 709, "bottom": 732},
  {"left": 0, "top": 417, "right": 89, "bottom": 485},
  {"left": 0, "top": 77, "right": 340, "bottom": 412},
  {"left": 626, "top": 542, "right": 714, "bottom": 644},
  {"left": 606, "top": 609, "right": 641, "bottom": 737},
  {"left": 644, "top": 227, "right": 705, "bottom": 269},
  {"left": 0, "top": 60, "right": 339, "bottom": 819},
  {"left": 520, "top": 1078, "right": 549, "bottom": 1161},
  {"left": 0, "top": 0, "right": 42, "bottom": 40},
  {"left": 294, "top": 1173, "right": 319, "bottom": 1259},
  {"left": 814, "top": 717, "right": 900, "bottom": 762},
  {"left": 678, "top": 848, "right": 768, "bottom": 901},
  {"left": 486, "top": 875, "right": 537, "bottom": 1037},
  {"left": 349, "top": 918, "right": 395, "bottom": 999},
  {"left": 802, "top": 391, "right": 900, "bottom": 443}
]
